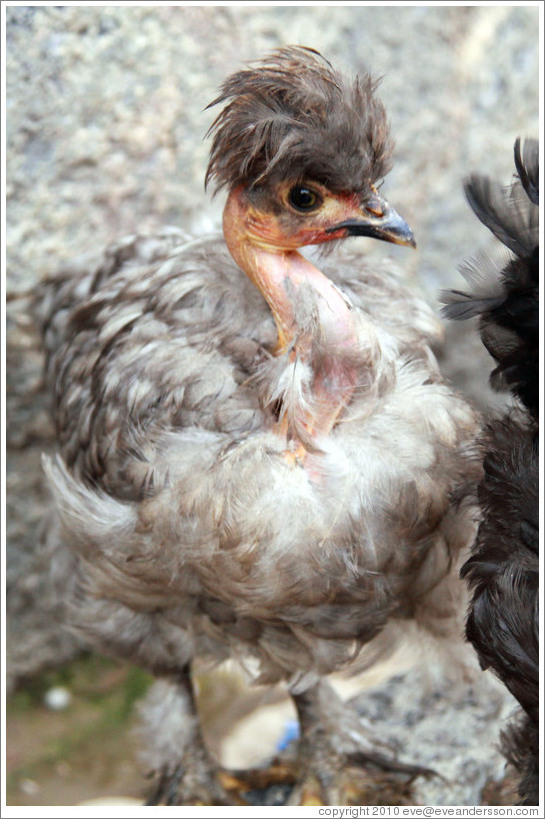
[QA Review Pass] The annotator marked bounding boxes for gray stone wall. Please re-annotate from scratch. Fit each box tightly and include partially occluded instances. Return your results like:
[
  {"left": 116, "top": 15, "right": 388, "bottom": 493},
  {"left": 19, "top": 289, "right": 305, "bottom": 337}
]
[{"left": 5, "top": 5, "right": 539, "bottom": 687}]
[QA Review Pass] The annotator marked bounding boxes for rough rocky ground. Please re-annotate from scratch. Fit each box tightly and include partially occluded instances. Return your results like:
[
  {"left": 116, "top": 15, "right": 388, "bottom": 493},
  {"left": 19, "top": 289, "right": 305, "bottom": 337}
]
[{"left": 5, "top": 3, "right": 540, "bottom": 807}]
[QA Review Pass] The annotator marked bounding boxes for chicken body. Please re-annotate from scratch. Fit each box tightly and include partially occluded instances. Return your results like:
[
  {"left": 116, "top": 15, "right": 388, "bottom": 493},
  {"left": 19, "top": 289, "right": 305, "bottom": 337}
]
[
  {"left": 42, "top": 229, "right": 477, "bottom": 680},
  {"left": 443, "top": 138, "right": 539, "bottom": 805},
  {"left": 38, "top": 47, "right": 480, "bottom": 805}
]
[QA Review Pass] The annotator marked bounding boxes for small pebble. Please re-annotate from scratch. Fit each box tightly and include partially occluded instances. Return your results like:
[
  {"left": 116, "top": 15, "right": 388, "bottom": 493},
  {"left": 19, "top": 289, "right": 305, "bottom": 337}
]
[
  {"left": 43, "top": 686, "right": 72, "bottom": 711},
  {"left": 20, "top": 779, "right": 40, "bottom": 795}
]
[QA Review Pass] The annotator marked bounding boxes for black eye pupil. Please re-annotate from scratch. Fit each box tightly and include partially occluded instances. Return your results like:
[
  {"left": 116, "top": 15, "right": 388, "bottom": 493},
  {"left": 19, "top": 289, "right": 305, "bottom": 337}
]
[{"left": 289, "top": 186, "right": 319, "bottom": 211}]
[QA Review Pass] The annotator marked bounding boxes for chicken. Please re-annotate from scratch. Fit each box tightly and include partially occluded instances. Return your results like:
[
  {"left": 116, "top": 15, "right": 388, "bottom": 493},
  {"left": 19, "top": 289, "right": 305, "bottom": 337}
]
[
  {"left": 36, "top": 46, "right": 480, "bottom": 805},
  {"left": 442, "top": 138, "right": 539, "bottom": 805}
]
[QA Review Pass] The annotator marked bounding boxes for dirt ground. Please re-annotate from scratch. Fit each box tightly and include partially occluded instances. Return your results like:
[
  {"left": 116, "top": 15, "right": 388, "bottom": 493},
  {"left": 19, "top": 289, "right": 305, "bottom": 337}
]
[
  {"left": 6, "top": 657, "right": 147, "bottom": 806},
  {"left": 6, "top": 651, "right": 519, "bottom": 808}
]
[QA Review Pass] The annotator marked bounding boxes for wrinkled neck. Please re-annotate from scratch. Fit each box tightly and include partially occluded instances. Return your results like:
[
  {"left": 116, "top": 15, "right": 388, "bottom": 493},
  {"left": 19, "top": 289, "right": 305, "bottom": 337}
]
[{"left": 222, "top": 187, "right": 358, "bottom": 354}]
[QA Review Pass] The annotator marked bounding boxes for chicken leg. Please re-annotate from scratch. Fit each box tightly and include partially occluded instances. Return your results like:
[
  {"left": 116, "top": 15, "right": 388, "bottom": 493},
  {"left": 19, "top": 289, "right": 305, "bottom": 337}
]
[{"left": 143, "top": 667, "right": 238, "bottom": 806}]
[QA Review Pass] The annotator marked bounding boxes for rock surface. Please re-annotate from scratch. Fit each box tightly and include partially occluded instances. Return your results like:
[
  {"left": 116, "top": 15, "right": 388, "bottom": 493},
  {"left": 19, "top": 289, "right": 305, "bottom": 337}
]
[
  {"left": 5, "top": 4, "right": 539, "bottom": 804},
  {"left": 353, "top": 668, "right": 517, "bottom": 806}
]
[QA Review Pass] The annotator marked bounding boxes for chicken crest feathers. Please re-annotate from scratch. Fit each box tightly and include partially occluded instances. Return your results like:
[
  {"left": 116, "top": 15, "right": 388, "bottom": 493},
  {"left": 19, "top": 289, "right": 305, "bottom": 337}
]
[{"left": 205, "top": 45, "right": 392, "bottom": 194}]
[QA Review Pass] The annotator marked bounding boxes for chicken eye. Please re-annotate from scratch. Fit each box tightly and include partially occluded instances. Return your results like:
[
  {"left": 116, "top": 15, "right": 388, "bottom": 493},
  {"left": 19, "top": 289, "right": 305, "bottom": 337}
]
[{"left": 288, "top": 185, "right": 321, "bottom": 212}]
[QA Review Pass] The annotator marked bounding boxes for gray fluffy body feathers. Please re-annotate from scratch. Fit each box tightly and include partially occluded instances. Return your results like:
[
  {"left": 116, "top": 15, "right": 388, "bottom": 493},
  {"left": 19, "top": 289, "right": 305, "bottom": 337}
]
[{"left": 38, "top": 226, "right": 479, "bottom": 689}]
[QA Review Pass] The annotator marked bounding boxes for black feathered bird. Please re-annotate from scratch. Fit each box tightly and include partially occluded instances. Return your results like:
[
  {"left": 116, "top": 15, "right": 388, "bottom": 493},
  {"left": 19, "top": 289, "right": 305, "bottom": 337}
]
[
  {"left": 35, "top": 47, "right": 480, "bottom": 805},
  {"left": 442, "top": 137, "right": 539, "bottom": 805}
]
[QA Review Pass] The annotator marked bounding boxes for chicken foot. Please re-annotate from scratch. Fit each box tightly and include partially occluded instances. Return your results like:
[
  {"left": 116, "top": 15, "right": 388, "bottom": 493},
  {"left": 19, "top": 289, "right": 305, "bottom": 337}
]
[
  {"left": 287, "top": 680, "right": 433, "bottom": 805},
  {"left": 224, "top": 679, "right": 433, "bottom": 806}
]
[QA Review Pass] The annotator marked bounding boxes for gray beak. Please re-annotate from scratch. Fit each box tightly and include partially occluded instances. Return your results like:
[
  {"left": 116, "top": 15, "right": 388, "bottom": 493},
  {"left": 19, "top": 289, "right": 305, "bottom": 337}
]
[{"left": 327, "top": 190, "right": 416, "bottom": 248}]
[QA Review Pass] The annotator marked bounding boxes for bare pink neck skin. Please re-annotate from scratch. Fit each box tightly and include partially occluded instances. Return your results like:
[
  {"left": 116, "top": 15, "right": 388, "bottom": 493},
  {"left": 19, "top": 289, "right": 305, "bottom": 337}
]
[
  {"left": 222, "top": 187, "right": 360, "bottom": 445},
  {"left": 223, "top": 188, "right": 359, "bottom": 352}
]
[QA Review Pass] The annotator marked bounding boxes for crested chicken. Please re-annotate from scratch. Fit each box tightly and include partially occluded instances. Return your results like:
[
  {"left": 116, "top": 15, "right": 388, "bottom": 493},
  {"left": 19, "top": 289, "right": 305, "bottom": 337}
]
[
  {"left": 36, "top": 46, "right": 480, "bottom": 805},
  {"left": 443, "top": 138, "right": 539, "bottom": 805}
]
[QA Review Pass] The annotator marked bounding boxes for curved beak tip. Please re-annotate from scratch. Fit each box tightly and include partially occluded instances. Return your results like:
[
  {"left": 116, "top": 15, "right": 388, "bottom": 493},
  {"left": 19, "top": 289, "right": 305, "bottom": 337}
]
[
  {"left": 384, "top": 223, "right": 417, "bottom": 249},
  {"left": 402, "top": 233, "right": 417, "bottom": 250},
  {"left": 327, "top": 194, "right": 416, "bottom": 250}
]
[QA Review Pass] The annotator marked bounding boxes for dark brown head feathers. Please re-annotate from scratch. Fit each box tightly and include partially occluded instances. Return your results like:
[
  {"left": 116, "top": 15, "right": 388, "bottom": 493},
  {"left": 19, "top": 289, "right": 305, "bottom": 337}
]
[{"left": 205, "top": 46, "right": 392, "bottom": 195}]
